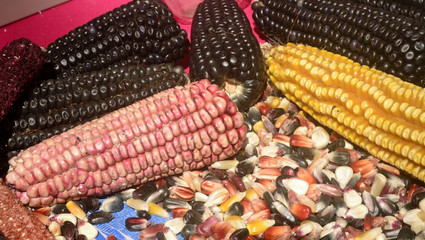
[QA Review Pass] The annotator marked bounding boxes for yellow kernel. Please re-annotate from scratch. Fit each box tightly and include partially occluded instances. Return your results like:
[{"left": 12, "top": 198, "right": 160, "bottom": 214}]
[
  {"left": 219, "top": 192, "right": 246, "bottom": 213},
  {"left": 410, "top": 129, "right": 420, "bottom": 142},
  {"left": 405, "top": 106, "right": 416, "bottom": 120},
  {"left": 399, "top": 102, "right": 409, "bottom": 114},
  {"left": 266, "top": 96, "right": 281, "bottom": 108},
  {"left": 411, "top": 148, "right": 425, "bottom": 164},
  {"left": 274, "top": 114, "right": 288, "bottom": 129},
  {"left": 247, "top": 220, "right": 275, "bottom": 235},
  {"left": 148, "top": 202, "right": 169, "bottom": 219},
  {"left": 381, "top": 119, "right": 391, "bottom": 132},
  {"left": 404, "top": 89, "right": 412, "bottom": 100},
  {"left": 389, "top": 101, "right": 400, "bottom": 115},
  {"left": 382, "top": 98, "right": 394, "bottom": 111},
  {"left": 244, "top": 189, "right": 259, "bottom": 201},
  {"left": 375, "top": 117, "right": 384, "bottom": 129},
  {"left": 66, "top": 200, "right": 87, "bottom": 221},
  {"left": 394, "top": 142, "right": 403, "bottom": 155},
  {"left": 253, "top": 121, "right": 266, "bottom": 134},
  {"left": 412, "top": 108, "right": 422, "bottom": 125}
]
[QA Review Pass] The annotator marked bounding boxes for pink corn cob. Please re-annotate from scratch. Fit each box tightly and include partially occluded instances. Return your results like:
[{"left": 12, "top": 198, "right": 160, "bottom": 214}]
[{"left": 5, "top": 80, "right": 247, "bottom": 207}]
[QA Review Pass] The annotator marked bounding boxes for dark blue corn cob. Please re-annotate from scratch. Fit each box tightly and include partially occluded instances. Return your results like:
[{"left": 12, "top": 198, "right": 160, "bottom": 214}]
[
  {"left": 1, "top": 64, "right": 188, "bottom": 159},
  {"left": 252, "top": 0, "right": 425, "bottom": 86},
  {"left": 189, "top": 0, "right": 267, "bottom": 111},
  {"left": 44, "top": 0, "right": 189, "bottom": 79}
]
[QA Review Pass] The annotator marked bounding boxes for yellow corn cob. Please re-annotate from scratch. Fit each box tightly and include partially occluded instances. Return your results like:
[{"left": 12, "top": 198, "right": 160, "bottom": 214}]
[{"left": 266, "top": 43, "right": 425, "bottom": 182}]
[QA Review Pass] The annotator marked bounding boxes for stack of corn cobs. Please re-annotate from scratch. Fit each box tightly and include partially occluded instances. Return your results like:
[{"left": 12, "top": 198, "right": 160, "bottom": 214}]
[{"left": 2, "top": 0, "right": 425, "bottom": 239}]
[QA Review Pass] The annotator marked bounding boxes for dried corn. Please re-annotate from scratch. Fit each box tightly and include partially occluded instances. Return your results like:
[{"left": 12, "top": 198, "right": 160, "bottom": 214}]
[
  {"left": 253, "top": 0, "right": 425, "bottom": 85},
  {"left": 0, "top": 38, "right": 44, "bottom": 122},
  {"left": 190, "top": 0, "right": 267, "bottom": 111},
  {"left": 2, "top": 64, "right": 187, "bottom": 159},
  {"left": 5, "top": 80, "right": 247, "bottom": 206},
  {"left": 44, "top": 0, "right": 189, "bottom": 79},
  {"left": 0, "top": 179, "right": 54, "bottom": 239},
  {"left": 266, "top": 43, "right": 425, "bottom": 182}
]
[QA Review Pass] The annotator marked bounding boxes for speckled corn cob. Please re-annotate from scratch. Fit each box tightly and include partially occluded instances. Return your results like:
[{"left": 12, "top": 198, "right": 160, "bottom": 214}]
[
  {"left": 266, "top": 43, "right": 425, "bottom": 182},
  {"left": 5, "top": 80, "right": 247, "bottom": 207},
  {"left": 0, "top": 38, "right": 44, "bottom": 122},
  {"left": 0, "top": 179, "right": 54, "bottom": 239},
  {"left": 44, "top": 0, "right": 189, "bottom": 79},
  {"left": 190, "top": 0, "right": 267, "bottom": 111},
  {"left": 2, "top": 64, "right": 188, "bottom": 159}
]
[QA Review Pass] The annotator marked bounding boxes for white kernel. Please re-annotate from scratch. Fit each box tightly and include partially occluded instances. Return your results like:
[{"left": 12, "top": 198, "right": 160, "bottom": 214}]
[
  {"left": 335, "top": 166, "right": 353, "bottom": 189},
  {"left": 345, "top": 204, "right": 368, "bottom": 219},
  {"left": 343, "top": 189, "right": 362, "bottom": 209}
]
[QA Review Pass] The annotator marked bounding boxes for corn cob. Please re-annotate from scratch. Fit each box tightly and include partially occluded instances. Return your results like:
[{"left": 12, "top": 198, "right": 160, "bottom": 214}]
[
  {"left": 1, "top": 64, "right": 188, "bottom": 159},
  {"left": 252, "top": 0, "right": 425, "bottom": 86},
  {"left": 266, "top": 43, "right": 425, "bottom": 183},
  {"left": 0, "top": 179, "right": 54, "bottom": 239},
  {"left": 5, "top": 80, "right": 247, "bottom": 207},
  {"left": 351, "top": 0, "right": 425, "bottom": 22},
  {"left": 0, "top": 38, "right": 44, "bottom": 122},
  {"left": 44, "top": 0, "right": 189, "bottom": 79},
  {"left": 190, "top": 0, "right": 267, "bottom": 111}
]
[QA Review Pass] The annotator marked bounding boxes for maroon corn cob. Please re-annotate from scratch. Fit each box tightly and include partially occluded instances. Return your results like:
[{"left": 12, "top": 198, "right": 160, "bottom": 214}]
[
  {"left": 0, "top": 38, "right": 44, "bottom": 122},
  {"left": 5, "top": 80, "right": 247, "bottom": 207},
  {"left": 0, "top": 179, "right": 54, "bottom": 240}
]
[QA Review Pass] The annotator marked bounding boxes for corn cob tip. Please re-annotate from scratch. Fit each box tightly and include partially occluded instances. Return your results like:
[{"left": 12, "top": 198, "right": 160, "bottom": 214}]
[{"left": 189, "top": 0, "right": 267, "bottom": 111}]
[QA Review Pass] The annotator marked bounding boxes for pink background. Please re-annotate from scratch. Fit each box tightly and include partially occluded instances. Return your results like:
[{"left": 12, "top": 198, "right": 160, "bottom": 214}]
[{"left": 0, "top": 0, "right": 266, "bottom": 49}]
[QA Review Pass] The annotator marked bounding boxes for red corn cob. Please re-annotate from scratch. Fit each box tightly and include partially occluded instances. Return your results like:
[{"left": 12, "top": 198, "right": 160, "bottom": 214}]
[
  {"left": 5, "top": 80, "right": 247, "bottom": 207},
  {"left": 0, "top": 179, "right": 54, "bottom": 239},
  {"left": 0, "top": 38, "right": 44, "bottom": 122}
]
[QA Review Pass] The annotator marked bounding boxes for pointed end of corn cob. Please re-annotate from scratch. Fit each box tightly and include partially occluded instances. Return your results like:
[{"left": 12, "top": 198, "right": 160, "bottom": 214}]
[{"left": 189, "top": 0, "right": 267, "bottom": 112}]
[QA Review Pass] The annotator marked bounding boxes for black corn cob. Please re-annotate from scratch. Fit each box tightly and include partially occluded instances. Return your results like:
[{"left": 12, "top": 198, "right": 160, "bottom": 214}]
[
  {"left": 351, "top": 0, "right": 425, "bottom": 22},
  {"left": 252, "top": 0, "right": 425, "bottom": 86},
  {"left": 393, "top": 0, "right": 425, "bottom": 10},
  {"left": 44, "top": 0, "right": 189, "bottom": 79},
  {"left": 1, "top": 64, "right": 188, "bottom": 159},
  {"left": 190, "top": 0, "right": 267, "bottom": 111},
  {"left": 0, "top": 38, "right": 44, "bottom": 122}
]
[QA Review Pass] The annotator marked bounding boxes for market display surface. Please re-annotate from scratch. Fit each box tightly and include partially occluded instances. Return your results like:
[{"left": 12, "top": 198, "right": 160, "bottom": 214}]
[{"left": 1, "top": 0, "right": 425, "bottom": 239}]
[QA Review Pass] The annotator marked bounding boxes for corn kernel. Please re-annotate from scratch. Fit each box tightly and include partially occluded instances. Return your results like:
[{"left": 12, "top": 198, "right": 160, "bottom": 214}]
[
  {"left": 225, "top": 215, "right": 246, "bottom": 229},
  {"left": 266, "top": 96, "right": 280, "bottom": 108},
  {"left": 148, "top": 202, "right": 169, "bottom": 219},
  {"left": 246, "top": 220, "right": 275, "bottom": 235},
  {"left": 244, "top": 189, "right": 260, "bottom": 201},
  {"left": 253, "top": 121, "right": 266, "bottom": 134},
  {"left": 219, "top": 191, "right": 246, "bottom": 213},
  {"left": 66, "top": 201, "right": 87, "bottom": 221}
]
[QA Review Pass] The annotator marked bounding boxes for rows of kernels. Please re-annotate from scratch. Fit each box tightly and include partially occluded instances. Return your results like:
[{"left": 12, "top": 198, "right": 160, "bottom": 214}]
[
  {"left": 5, "top": 80, "right": 247, "bottom": 207},
  {"left": 267, "top": 43, "right": 425, "bottom": 182}
]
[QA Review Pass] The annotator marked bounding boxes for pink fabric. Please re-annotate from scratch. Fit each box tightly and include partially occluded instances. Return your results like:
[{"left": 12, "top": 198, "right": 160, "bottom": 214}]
[{"left": 0, "top": 0, "right": 265, "bottom": 49}]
